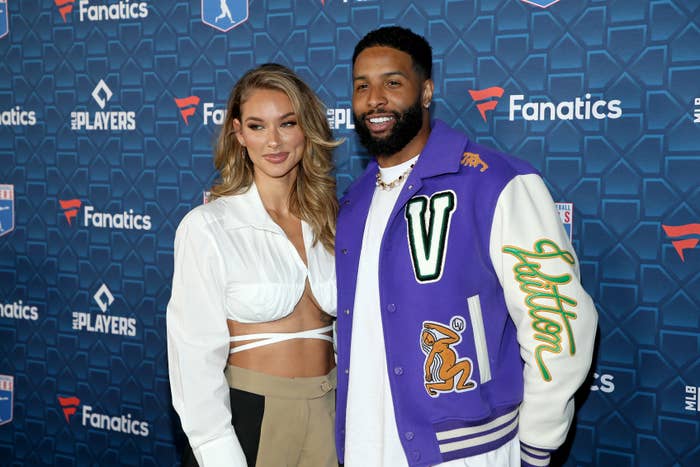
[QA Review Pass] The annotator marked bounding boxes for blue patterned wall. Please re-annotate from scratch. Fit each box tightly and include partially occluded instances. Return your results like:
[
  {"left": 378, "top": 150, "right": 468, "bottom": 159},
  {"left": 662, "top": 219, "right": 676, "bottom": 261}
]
[{"left": 1, "top": 0, "right": 699, "bottom": 465}]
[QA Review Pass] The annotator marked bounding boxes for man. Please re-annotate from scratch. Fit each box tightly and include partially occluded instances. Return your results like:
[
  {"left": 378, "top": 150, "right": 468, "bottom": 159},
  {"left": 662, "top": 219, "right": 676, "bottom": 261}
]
[{"left": 335, "top": 26, "right": 598, "bottom": 467}]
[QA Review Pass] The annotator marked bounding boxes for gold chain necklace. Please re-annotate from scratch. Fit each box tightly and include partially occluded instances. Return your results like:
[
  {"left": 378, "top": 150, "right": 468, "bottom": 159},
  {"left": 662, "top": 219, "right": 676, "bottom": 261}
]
[{"left": 376, "top": 163, "right": 415, "bottom": 191}]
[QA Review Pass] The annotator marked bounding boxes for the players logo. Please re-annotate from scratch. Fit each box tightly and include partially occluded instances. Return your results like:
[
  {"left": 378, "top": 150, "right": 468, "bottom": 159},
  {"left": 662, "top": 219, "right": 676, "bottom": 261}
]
[
  {"left": 201, "top": 0, "right": 248, "bottom": 32},
  {"left": 0, "top": 184, "right": 15, "bottom": 237},
  {"left": 0, "top": 375, "right": 13, "bottom": 425},
  {"left": 0, "top": 0, "right": 9, "bottom": 39},
  {"left": 420, "top": 317, "right": 476, "bottom": 398}
]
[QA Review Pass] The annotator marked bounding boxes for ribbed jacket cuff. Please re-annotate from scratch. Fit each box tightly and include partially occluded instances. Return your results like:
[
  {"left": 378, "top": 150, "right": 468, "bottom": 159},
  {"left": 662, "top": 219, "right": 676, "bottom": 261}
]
[{"left": 520, "top": 442, "right": 552, "bottom": 467}]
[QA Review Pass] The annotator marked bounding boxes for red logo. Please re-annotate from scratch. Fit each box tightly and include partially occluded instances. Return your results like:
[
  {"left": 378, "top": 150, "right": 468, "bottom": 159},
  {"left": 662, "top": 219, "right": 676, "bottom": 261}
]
[
  {"left": 469, "top": 87, "right": 504, "bottom": 122},
  {"left": 59, "top": 199, "right": 82, "bottom": 225},
  {"left": 54, "top": 0, "right": 74, "bottom": 22},
  {"left": 174, "top": 96, "right": 201, "bottom": 125},
  {"left": 57, "top": 396, "right": 80, "bottom": 422},
  {"left": 662, "top": 223, "right": 700, "bottom": 262}
]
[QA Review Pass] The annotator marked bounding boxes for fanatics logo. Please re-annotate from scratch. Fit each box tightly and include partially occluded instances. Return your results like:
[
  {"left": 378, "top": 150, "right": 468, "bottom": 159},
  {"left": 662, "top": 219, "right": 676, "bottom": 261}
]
[
  {"left": 57, "top": 394, "right": 150, "bottom": 436},
  {"left": 520, "top": 0, "right": 561, "bottom": 8},
  {"left": 662, "top": 223, "right": 700, "bottom": 262},
  {"left": 0, "top": 106, "right": 38, "bottom": 126},
  {"left": 0, "top": 184, "right": 14, "bottom": 237},
  {"left": 174, "top": 96, "right": 201, "bottom": 125},
  {"left": 55, "top": 0, "right": 148, "bottom": 22},
  {"left": 0, "top": 0, "right": 8, "bottom": 39},
  {"left": 469, "top": 87, "right": 504, "bottom": 122},
  {"left": 58, "top": 395, "right": 81, "bottom": 422},
  {"left": 59, "top": 198, "right": 152, "bottom": 230},
  {"left": 54, "top": 0, "right": 74, "bottom": 23},
  {"left": 201, "top": 0, "right": 249, "bottom": 32},
  {"left": 0, "top": 375, "right": 13, "bottom": 426},
  {"left": 59, "top": 198, "right": 81, "bottom": 225}
]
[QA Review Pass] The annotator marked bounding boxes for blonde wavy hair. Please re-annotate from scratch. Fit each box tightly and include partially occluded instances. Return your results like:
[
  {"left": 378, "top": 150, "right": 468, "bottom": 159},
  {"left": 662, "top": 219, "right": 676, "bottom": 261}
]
[{"left": 210, "top": 63, "right": 342, "bottom": 252}]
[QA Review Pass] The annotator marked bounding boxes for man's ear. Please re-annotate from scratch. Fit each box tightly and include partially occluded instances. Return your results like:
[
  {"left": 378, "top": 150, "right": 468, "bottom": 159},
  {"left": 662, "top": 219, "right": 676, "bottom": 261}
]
[{"left": 422, "top": 79, "right": 434, "bottom": 109}]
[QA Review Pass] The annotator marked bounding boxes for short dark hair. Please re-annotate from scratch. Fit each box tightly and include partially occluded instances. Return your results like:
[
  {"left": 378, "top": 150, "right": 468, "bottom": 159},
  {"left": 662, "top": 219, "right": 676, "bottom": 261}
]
[{"left": 352, "top": 26, "right": 432, "bottom": 80}]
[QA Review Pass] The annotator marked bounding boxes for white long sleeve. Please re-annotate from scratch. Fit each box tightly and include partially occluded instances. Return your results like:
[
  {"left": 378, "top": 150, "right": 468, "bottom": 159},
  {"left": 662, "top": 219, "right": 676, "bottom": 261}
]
[
  {"left": 489, "top": 174, "right": 598, "bottom": 452},
  {"left": 166, "top": 209, "right": 247, "bottom": 467}
]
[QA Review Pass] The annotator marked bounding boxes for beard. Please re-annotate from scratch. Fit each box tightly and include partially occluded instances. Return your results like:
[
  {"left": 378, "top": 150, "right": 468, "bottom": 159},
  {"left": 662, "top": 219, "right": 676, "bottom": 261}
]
[{"left": 353, "top": 97, "right": 423, "bottom": 157}]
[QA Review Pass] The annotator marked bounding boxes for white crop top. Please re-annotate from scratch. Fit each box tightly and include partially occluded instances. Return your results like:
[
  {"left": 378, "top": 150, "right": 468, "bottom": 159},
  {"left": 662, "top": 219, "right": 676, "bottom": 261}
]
[
  {"left": 172, "top": 182, "right": 336, "bottom": 323},
  {"left": 166, "top": 183, "right": 337, "bottom": 467}
]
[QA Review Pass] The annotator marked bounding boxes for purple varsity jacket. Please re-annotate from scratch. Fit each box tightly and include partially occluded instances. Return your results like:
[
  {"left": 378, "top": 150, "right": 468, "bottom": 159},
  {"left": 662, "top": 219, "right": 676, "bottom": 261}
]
[{"left": 334, "top": 120, "right": 598, "bottom": 467}]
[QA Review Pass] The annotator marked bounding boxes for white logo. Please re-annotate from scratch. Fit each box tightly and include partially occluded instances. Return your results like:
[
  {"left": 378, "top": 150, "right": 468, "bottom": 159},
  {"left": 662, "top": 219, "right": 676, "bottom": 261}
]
[
  {"left": 685, "top": 386, "right": 700, "bottom": 412},
  {"left": 327, "top": 108, "right": 355, "bottom": 130},
  {"left": 203, "top": 102, "right": 226, "bottom": 125},
  {"left": 0, "top": 107, "right": 37, "bottom": 126},
  {"left": 590, "top": 372, "right": 615, "bottom": 393},
  {"left": 93, "top": 283, "right": 115, "bottom": 313},
  {"left": 84, "top": 206, "right": 152, "bottom": 230},
  {"left": 77, "top": 0, "right": 149, "bottom": 22},
  {"left": 81, "top": 405, "right": 149, "bottom": 436},
  {"left": 693, "top": 97, "right": 700, "bottom": 124},
  {"left": 0, "top": 301, "right": 39, "bottom": 321},
  {"left": 509, "top": 94, "right": 622, "bottom": 121},
  {"left": 72, "top": 284, "right": 137, "bottom": 337},
  {"left": 91, "top": 80, "right": 113, "bottom": 110},
  {"left": 70, "top": 79, "right": 136, "bottom": 131}
]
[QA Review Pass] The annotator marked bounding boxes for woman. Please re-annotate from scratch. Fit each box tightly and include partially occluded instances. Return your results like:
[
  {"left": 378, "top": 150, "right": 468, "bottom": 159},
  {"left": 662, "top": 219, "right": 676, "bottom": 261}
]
[{"left": 167, "top": 63, "right": 342, "bottom": 467}]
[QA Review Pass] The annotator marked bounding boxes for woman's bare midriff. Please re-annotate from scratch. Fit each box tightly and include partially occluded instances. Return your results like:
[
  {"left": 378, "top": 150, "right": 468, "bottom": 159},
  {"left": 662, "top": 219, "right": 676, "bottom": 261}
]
[{"left": 227, "top": 284, "right": 335, "bottom": 378}]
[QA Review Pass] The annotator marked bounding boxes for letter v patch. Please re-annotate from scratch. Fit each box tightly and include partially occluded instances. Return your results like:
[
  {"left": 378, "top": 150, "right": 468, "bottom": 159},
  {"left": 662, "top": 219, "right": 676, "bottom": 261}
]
[{"left": 405, "top": 190, "right": 456, "bottom": 283}]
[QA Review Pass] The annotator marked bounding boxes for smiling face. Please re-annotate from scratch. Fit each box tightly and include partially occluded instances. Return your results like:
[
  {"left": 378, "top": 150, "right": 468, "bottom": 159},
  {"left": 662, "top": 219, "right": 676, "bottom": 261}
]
[
  {"left": 352, "top": 46, "right": 433, "bottom": 166},
  {"left": 233, "top": 88, "right": 306, "bottom": 187}
]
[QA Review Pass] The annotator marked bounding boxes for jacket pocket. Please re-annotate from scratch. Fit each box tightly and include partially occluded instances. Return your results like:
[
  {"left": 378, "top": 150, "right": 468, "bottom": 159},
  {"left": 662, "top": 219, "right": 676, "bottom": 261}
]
[{"left": 467, "top": 294, "right": 492, "bottom": 384}]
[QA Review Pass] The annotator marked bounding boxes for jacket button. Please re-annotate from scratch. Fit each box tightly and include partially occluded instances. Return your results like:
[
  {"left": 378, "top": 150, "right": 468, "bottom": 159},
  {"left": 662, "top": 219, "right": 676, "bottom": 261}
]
[
  {"left": 393, "top": 366, "right": 403, "bottom": 375},
  {"left": 386, "top": 303, "right": 396, "bottom": 312},
  {"left": 408, "top": 184, "right": 413, "bottom": 190},
  {"left": 344, "top": 199, "right": 350, "bottom": 205},
  {"left": 344, "top": 368, "right": 349, "bottom": 374},
  {"left": 342, "top": 249, "right": 348, "bottom": 255},
  {"left": 404, "top": 431, "right": 414, "bottom": 440},
  {"left": 412, "top": 451, "right": 421, "bottom": 461},
  {"left": 344, "top": 308, "right": 350, "bottom": 315}
]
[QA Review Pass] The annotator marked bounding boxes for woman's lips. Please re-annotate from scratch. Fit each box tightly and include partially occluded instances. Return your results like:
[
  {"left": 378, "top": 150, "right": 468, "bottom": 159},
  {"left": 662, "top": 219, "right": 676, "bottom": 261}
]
[{"left": 263, "top": 152, "right": 289, "bottom": 163}]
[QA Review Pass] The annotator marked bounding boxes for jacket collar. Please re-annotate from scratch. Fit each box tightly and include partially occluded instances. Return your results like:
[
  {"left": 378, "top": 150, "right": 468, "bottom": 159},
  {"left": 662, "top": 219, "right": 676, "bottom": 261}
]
[{"left": 344, "top": 119, "right": 468, "bottom": 202}]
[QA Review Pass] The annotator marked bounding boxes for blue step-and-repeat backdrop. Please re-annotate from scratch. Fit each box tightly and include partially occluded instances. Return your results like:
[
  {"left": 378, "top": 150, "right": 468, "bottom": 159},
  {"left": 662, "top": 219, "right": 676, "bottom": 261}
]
[{"left": 1, "top": 0, "right": 699, "bottom": 465}]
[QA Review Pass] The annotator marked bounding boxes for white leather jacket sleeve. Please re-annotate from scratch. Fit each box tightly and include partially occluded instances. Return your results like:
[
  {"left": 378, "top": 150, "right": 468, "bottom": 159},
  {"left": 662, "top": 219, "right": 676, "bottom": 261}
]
[{"left": 489, "top": 174, "right": 598, "bottom": 453}]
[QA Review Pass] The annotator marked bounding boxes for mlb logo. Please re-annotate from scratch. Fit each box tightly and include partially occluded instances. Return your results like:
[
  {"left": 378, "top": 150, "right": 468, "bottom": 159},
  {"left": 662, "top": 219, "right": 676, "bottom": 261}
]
[
  {"left": 0, "top": 375, "right": 13, "bottom": 426},
  {"left": 0, "top": 0, "right": 9, "bottom": 39},
  {"left": 556, "top": 202, "right": 573, "bottom": 242},
  {"left": 201, "top": 0, "right": 248, "bottom": 32},
  {"left": 0, "top": 184, "right": 15, "bottom": 237}
]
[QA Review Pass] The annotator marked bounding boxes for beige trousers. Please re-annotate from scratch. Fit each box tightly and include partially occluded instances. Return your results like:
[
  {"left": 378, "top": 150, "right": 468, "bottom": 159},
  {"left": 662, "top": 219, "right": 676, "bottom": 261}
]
[{"left": 225, "top": 365, "right": 338, "bottom": 467}]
